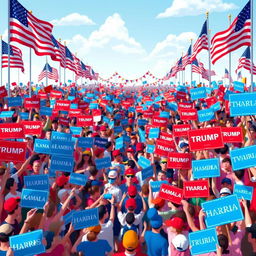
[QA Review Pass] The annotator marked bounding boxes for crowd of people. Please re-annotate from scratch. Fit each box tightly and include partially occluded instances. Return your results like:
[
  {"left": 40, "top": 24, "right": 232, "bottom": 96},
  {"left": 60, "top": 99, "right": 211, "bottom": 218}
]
[{"left": 0, "top": 83, "right": 255, "bottom": 256}]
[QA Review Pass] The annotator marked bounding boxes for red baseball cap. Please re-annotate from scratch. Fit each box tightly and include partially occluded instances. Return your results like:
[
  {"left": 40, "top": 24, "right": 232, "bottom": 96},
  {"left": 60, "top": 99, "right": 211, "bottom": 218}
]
[
  {"left": 136, "top": 143, "right": 144, "bottom": 152},
  {"left": 94, "top": 148, "right": 105, "bottom": 157},
  {"left": 125, "top": 168, "right": 135, "bottom": 176},
  {"left": 100, "top": 126, "right": 107, "bottom": 131},
  {"left": 113, "top": 149, "right": 121, "bottom": 157},
  {"left": 4, "top": 197, "right": 20, "bottom": 212},
  {"left": 151, "top": 197, "right": 165, "bottom": 208},
  {"left": 127, "top": 185, "right": 137, "bottom": 197},
  {"left": 91, "top": 132, "right": 99, "bottom": 137},
  {"left": 125, "top": 198, "right": 137, "bottom": 210},
  {"left": 126, "top": 147, "right": 134, "bottom": 153},
  {"left": 165, "top": 217, "right": 185, "bottom": 230},
  {"left": 56, "top": 175, "right": 69, "bottom": 187}
]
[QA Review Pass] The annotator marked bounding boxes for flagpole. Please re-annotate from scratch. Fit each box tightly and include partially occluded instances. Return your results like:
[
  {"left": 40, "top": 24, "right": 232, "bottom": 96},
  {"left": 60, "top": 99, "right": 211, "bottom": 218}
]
[
  {"left": 181, "top": 52, "right": 184, "bottom": 85},
  {"left": 250, "top": 0, "right": 254, "bottom": 92},
  {"left": 46, "top": 56, "right": 48, "bottom": 87},
  {"left": 29, "top": 11, "right": 32, "bottom": 97},
  {"left": 7, "top": 0, "right": 11, "bottom": 97},
  {"left": 58, "top": 38, "right": 61, "bottom": 86},
  {"left": 228, "top": 14, "right": 232, "bottom": 89},
  {"left": 190, "top": 39, "right": 193, "bottom": 87},
  {"left": 64, "top": 41, "right": 66, "bottom": 86},
  {"left": 206, "top": 11, "right": 211, "bottom": 87},
  {"left": 17, "top": 68, "right": 19, "bottom": 86},
  {"left": 0, "top": 35, "right": 2, "bottom": 86}
]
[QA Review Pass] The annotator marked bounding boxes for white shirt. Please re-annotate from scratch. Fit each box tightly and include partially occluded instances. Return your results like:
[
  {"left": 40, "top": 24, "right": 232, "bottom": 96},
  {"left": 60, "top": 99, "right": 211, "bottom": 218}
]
[
  {"left": 117, "top": 211, "right": 144, "bottom": 226},
  {"left": 5, "top": 191, "right": 21, "bottom": 200},
  {"left": 104, "top": 183, "right": 122, "bottom": 203}
]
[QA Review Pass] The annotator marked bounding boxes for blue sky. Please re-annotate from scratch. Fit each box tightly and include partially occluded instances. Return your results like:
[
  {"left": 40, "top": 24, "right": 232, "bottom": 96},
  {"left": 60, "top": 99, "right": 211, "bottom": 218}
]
[{"left": 0, "top": 0, "right": 254, "bottom": 84}]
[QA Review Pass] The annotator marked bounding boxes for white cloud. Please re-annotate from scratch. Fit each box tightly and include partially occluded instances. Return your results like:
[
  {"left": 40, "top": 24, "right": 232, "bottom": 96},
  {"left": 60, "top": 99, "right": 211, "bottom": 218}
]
[
  {"left": 157, "top": 0, "right": 238, "bottom": 18},
  {"left": 112, "top": 44, "right": 145, "bottom": 55},
  {"left": 51, "top": 13, "right": 95, "bottom": 26}
]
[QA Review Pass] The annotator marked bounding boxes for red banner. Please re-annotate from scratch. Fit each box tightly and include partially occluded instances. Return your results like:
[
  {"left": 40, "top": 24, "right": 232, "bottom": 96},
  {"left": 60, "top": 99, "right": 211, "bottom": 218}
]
[
  {"left": 159, "top": 132, "right": 175, "bottom": 146},
  {"left": 69, "top": 109, "right": 82, "bottom": 117},
  {"left": 221, "top": 127, "right": 243, "bottom": 143},
  {"left": 55, "top": 100, "right": 71, "bottom": 111},
  {"left": 152, "top": 117, "right": 168, "bottom": 127},
  {"left": 22, "top": 121, "right": 42, "bottom": 135},
  {"left": 24, "top": 98, "right": 40, "bottom": 109},
  {"left": 183, "top": 180, "right": 209, "bottom": 198},
  {"left": 159, "top": 184, "right": 183, "bottom": 204},
  {"left": 78, "top": 102, "right": 89, "bottom": 110},
  {"left": 44, "top": 85, "right": 53, "bottom": 93},
  {"left": 205, "top": 97, "right": 218, "bottom": 107},
  {"left": 77, "top": 115, "right": 94, "bottom": 127},
  {"left": 143, "top": 111, "right": 153, "bottom": 119},
  {"left": 155, "top": 139, "right": 175, "bottom": 157},
  {"left": 0, "top": 86, "right": 7, "bottom": 98},
  {"left": 0, "top": 123, "right": 24, "bottom": 139},
  {"left": 178, "top": 102, "right": 194, "bottom": 109},
  {"left": 50, "top": 90, "right": 62, "bottom": 99},
  {"left": 167, "top": 152, "right": 192, "bottom": 169},
  {"left": 38, "top": 92, "right": 48, "bottom": 99},
  {"left": 0, "top": 140, "right": 26, "bottom": 162},
  {"left": 59, "top": 117, "right": 69, "bottom": 126},
  {"left": 173, "top": 124, "right": 191, "bottom": 137},
  {"left": 176, "top": 91, "right": 187, "bottom": 100},
  {"left": 188, "top": 127, "right": 224, "bottom": 151},
  {"left": 179, "top": 108, "right": 198, "bottom": 121}
]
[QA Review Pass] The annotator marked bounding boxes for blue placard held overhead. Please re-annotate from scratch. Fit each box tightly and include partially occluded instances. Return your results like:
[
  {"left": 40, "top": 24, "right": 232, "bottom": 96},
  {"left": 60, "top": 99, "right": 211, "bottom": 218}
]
[
  {"left": 94, "top": 137, "right": 108, "bottom": 148},
  {"left": 7, "top": 96, "right": 22, "bottom": 107},
  {"left": 234, "top": 184, "right": 253, "bottom": 201},
  {"left": 115, "top": 136, "right": 124, "bottom": 149},
  {"left": 51, "top": 155, "right": 74, "bottom": 172},
  {"left": 21, "top": 189, "right": 49, "bottom": 209},
  {"left": 142, "top": 165, "right": 154, "bottom": 180},
  {"left": 95, "top": 157, "right": 112, "bottom": 170},
  {"left": 51, "top": 131, "right": 72, "bottom": 142},
  {"left": 148, "top": 128, "right": 160, "bottom": 139},
  {"left": 138, "top": 156, "right": 151, "bottom": 169},
  {"left": 0, "top": 111, "right": 14, "bottom": 118},
  {"left": 34, "top": 139, "right": 51, "bottom": 154},
  {"left": 40, "top": 107, "right": 53, "bottom": 116},
  {"left": 146, "top": 144, "right": 155, "bottom": 154},
  {"left": 150, "top": 180, "right": 168, "bottom": 192},
  {"left": 72, "top": 208, "right": 99, "bottom": 230},
  {"left": 197, "top": 108, "right": 215, "bottom": 122},
  {"left": 190, "top": 87, "right": 207, "bottom": 101},
  {"left": 69, "top": 173, "right": 88, "bottom": 186},
  {"left": 192, "top": 158, "right": 220, "bottom": 179},
  {"left": 24, "top": 175, "right": 49, "bottom": 191},
  {"left": 70, "top": 126, "right": 82, "bottom": 136},
  {"left": 20, "top": 112, "right": 29, "bottom": 120},
  {"left": 233, "top": 81, "right": 245, "bottom": 92},
  {"left": 50, "top": 141, "right": 74, "bottom": 156},
  {"left": 77, "top": 137, "right": 94, "bottom": 148}
]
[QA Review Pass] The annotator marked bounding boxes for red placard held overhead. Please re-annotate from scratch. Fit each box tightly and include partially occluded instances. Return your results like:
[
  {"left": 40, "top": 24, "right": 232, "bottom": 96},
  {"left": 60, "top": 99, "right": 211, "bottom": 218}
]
[
  {"left": 55, "top": 100, "right": 71, "bottom": 111},
  {"left": 0, "top": 123, "right": 24, "bottom": 139},
  {"left": 77, "top": 115, "right": 94, "bottom": 127},
  {"left": 0, "top": 140, "right": 26, "bottom": 162},
  {"left": 0, "top": 86, "right": 8, "bottom": 98},
  {"left": 159, "top": 184, "right": 183, "bottom": 204},
  {"left": 59, "top": 117, "right": 69, "bottom": 126},
  {"left": 155, "top": 139, "right": 175, "bottom": 157},
  {"left": 159, "top": 132, "right": 175, "bottom": 146},
  {"left": 178, "top": 102, "right": 194, "bottom": 109},
  {"left": 50, "top": 90, "right": 62, "bottom": 99},
  {"left": 188, "top": 127, "right": 224, "bottom": 151},
  {"left": 221, "top": 127, "right": 244, "bottom": 143},
  {"left": 183, "top": 180, "right": 209, "bottom": 198},
  {"left": 22, "top": 121, "right": 42, "bottom": 135},
  {"left": 179, "top": 109, "right": 198, "bottom": 121},
  {"left": 167, "top": 153, "right": 192, "bottom": 169},
  {"left": 38, "top": 92, "right": 47, "bottom": 100},
  {"left": 24, "top": 98, "right": 40, "bottom": 109},
  {"left": 173, "top": 124, "right": 191, "bottom": 137},
  {"left": 69, "top": 109, "right": 82, "bottom": 117},
  {"left": 152, "top": 117, "right": 168, "bottom": 127}
]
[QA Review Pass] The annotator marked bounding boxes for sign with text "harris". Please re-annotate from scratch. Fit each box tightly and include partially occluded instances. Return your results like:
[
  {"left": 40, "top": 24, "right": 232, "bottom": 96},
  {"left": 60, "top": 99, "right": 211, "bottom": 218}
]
[
  {"left": 159, "top": 184, "right": 183, "bottom": 204},
  {"left": 72, "top": 208, "right": 99, "bottom": 230},
  {"left": 183, "top": 180, "right": 209, "bottom": 198},
  {"left": 24, "top": 175, "right": 49, "bottom": 191},
  {"left": 0, "top": 140, "right": 26, "bottom": 162},
  {"left": 188, "top": 127, "right": 224, "bottom": 151},
  {"left": 234, "top": 184, "right": 253, "bottom": 201},
  {"left": 192, "top": 158, "right": 220, "bottom": 179}
]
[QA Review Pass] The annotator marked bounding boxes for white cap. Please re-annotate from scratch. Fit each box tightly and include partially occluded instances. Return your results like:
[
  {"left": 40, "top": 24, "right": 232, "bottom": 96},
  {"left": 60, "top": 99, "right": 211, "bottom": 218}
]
[
  {"left": 108, "top": 170, "right": 118, "bottom": 179},
  {"left": 220, "top": 187, "right": 232, "bottom": 196},
  {"left": 25, "top": 134, "right": 33, "bottom": 140},
  {"left": 57, "top": 189, "right": 69, "bottom": 201},
  {"left": 172, "top": 234, "right": 189, "bottom": 252}
]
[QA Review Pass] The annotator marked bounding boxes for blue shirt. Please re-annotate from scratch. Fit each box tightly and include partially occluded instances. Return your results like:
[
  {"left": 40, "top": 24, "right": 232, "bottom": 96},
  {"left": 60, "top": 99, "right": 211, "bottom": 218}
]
[
  {"left": 77, "top": 239, "right": 111, "bottom": 256},
  {"left": 145, "top": 231, "right": 168, "bottom": 256}
]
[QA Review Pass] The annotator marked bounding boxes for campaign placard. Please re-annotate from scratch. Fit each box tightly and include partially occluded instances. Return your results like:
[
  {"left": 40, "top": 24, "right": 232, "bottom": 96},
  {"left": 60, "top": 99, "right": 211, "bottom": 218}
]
[
  {"left": 0, "top": 123, "right": 24, "bottom": 139},
  {"left": 94, "top": 137, "right": 108, "bottom": 148},
  {"left": 20, "top": 112, "right": 29, "bottom": 120},
  {"left": 51, "top": 131, "right": 72, "bottom": 142},
  {"left": 190, "top": 87, "right": 207, "bottom": 101},
  {"left": 34, "top": 139, "right": 51, "bottom": 154},
  {"left": 192, "top": 158, "right": 220, "bottom": 179},
  {"left": 188, "top": 127, "right": 224, "bottom": 151},
  {"left": 0, "top": 111, "right": 14, "bottom": 118},
  {"left": 21, "top": 189, "right": 49, "bottom": 209},
  {"left": 50, "top": 90, "right": 62, "bottom": 99},
  {"left": 24, "top": 175, "right": 49, "bottom": 191},
  {"left": 10, "top": 229, "right": 45, "bottom": 256},
  {"left": 150, "top": 180, "right": 168, "bottom": 192},
  {"left": 7, "top": 96, "right": 22, "bottom": 107},
  {"left": 234, "top": 184, "right": 253, "bottom": 201},
  {"left": 115, "top": 136, "right": 124, "bottom": 149},
  {"left": 0, "top": 140, "right": 26, "bottom": 162},
  {"left": 229, "top": 92, "right": 256, "bottom": 116},
  {"left": 179, "top": 108, "right": 198, "bottom": 121},
  {"left": 183, "top": 180, "right": 209, "bottom": 198},
  {"left": 159, "top": 132, "right": 175, "bottom": 146},
  {"left": 155, "top": 139, "right": 174, "bottom": 157},
  {"left": 40, "top": 107, "right": 53, "bottom": 116},
  {"left": 50, "top": 155, "right": 74, "bottom": 172},
  {"left": 69, "top": 173, "right": 88, "bottom": 186},
  {"left": 159, "top": 184, "right": 183, "bottom": 204},
  {"left": 24, "top": 98, "right": 40, "bottom": 109},
  {"left": 95, "top": 157, "right": 112, "bottom": 170},
  {"left": 151, "top": 117, "right": 168, "bottom": 127},
  {"left": 178, "top": 102, "right": 194, "bottom": 109},
  {"left": 146, "top": 144, "right": 155, "bottom": 154},
  {"left": 197, "top": 108, "right": 215, "bottom": 123},
  {"left": 22, "top": 121, "right": 42, "bottom": 136},
  {"left": 0, "top": 86, "right": 7, "bottom": 98},
  {"left": 189, "top": 228, "right": 218, "bottom": 255},
  {"left": 63, "top": 210, "right": 75, "bottom": 225},
  {"left": 138, "top": 156, "right": 151, "bottom": 169},
  {"left": 148, "top": 128, "right": 160, "bottom": 139},
  {"left": 167, "top": 153, "right": 192, "bottom": 169},
  {"left": 55, "top": 100, "right": 71, "bottom": 111},
  {"left": 50, "top": 141, "right": 74, "bottom": 156},
  {"left": 141, "top": 165, "right": 154, "bottom": 180},
  {"left": 77, "top": 115, "right": 94, "bottom": 127},
  {"left": 221, "top": 127, "right": 243, "bottom": 143},
  {"left": 72, "top": 208, "right": 99, "bottom": 230},
  {"left": 202, "top": 195, "right": 244, "bottom": 228},
  {"left": 68, "top": 109, "right": 82, "bottom": 117},
  {"left": 77, "top": 137, "right": 93, "bottom": 148},
  {"left": 233, "top": 81, "right": 245, "bottom": 92},
  {"left": 230, "top": 145, "right": 256, "bottom": 171},
  {"left": 173, "top": 124, "right": 191, "bottom": 137}
]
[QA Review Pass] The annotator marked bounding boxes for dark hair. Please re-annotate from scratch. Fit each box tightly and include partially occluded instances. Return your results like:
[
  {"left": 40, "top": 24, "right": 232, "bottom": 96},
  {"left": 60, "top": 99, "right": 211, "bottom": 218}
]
[
  {"left": 222, "top": 157, "right": 231, "bottom": 165},
  {"left": 89, "top": 166, "right": 98, "bottom": 177},
  {"left": 128, "top": 160, "right": 136, "bottom": 169},
  {"left": 218, "top": 234, "right": 229, "bottom": 254},
  {"left": 5, "top": 178, "right": 15, "bottom": 190},
  {"left": 0, "top": 167, "right": 6, "bottom": 176},
  {"left": 105, "top": 142, "right": 112, "bottom": 149},
  {"left": 125, "top": 212, "right": 135, "bottom": 225},
  {"left": 98, "top": 205, "right": 107, "bottom": 220},
  {"left": 88, "top": 186, "right": 100, "bottom": 196},
  {"left": 234, "top": 169, "right": 245, "bottom": 180},
  {"left": 0, "top": 230, "right": 14, "bottom": 243},
  {"left": 141, "top": 184, "right": 149, "bottom": 196},
  {"left": 219, "top": 144, "right": 229, "bottom": 155}
]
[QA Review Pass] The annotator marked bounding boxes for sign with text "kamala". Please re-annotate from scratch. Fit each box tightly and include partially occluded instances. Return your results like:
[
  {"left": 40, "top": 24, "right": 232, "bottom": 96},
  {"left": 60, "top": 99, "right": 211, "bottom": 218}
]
[
  {"left": 0, "top": 140, "right": 26, "bottom": 162},
  {"left": 159, "top": 184, "right": 183, "bottom": 204},
  {"left": 192, "top": 158, "right": 220, "bottom": 179},
  {"left": 21, "top": 189, "right": 49, "bottom": 209}
]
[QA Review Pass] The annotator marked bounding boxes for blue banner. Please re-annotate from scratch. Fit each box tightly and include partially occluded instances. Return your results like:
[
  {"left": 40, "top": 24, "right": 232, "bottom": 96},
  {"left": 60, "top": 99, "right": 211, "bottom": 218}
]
[
  {"left": 113, "top": 98, "right": 120, "bottom": 104},
  {"left": 77, "top": 137, "right": 94, "bottom": 148},
  {"left": 10, "top": 229, "right": 45, "bottom": 256},
  {"left": 114, "top": 126, "right": 123, "bottom": 134},
  {"left": 50, "top": 155, "right": 74, "bottom": 172},
  {"left": 202, "top": 195, "right": 244, "bottom": 228},
  {"left": 148, "top": 128, "right": 160, "bottom": 139},
  {"left": 24, "top": 175, "right": 49, "bottom": 191},
  {"left": 51, "top": 131, "right": 72, "bottom": 142},
  {"left": 230, "top": 92, "right": 256, "bottom": 116},
  {"left": 234, "top": 184, "right": 253, "bottom": 201},
  {"left": 40, "top": 107, "right": 53, "bottom": 116},
  {"left": 138, "top": 119, "right": 148, "bottom": 126},
  {"left": 106, "top": 106, "right": 113, "bottom": 113},
  {"left": 198, "top": 108, "right": 215, "bottom": 122},
  {"left": 103, "top": 116, "right": 110, "bottom": 124},
  {"left": 150, "top": 180, "right": 168, "bottom": 192},
  {"left": 94, "top": 137, "right": 108, "bottom": 148},
  {"left": 21, "top": 189, "right": 49, "bottom": 209},
  {"left": 230, "top": 145, "right": 256, "bottom": 171},
  {"left": 192, "top": 158, "right": 220, "bottom": 179},
  {"left": 0, "top": 111, "right": 14, "bottom": 118},
  {"left": 89, "top": 103, "right": 99, "bottom": 109},
  {"left": 138, "top": 128, "right": 146, "bottom": 143},
  {"left": 115, "top": 136, "right": 124, "bottom": 149},
  {"left": 69, "top": 173, "right": 88, "bottom": 186},
  {"left": 121, "top": 119, "right": 128, "bottom": 126},
  {"left": 34, "top": 139, "right": 51, "bottom": 154},
  {"left": 146, "top": 144, "right": 155, "bottom": 154},
  {"left": 20, "top": 112, "right": 29, "bottom": 120},
  {"left": 190, "top": 87, "right": 207, "bottom": 101},
  {"left": 210, "top": 102, "right": 221, "bottom": 112},
  {"left": 138, "top": 156, "right": 151, "bottom": 169},
  {"left": 7, "top": 96, "right": 22, "bottom": 107},
  {"left": 142, "top": 165, "right": 154, "bottom": 180},
  {"left": 189, "top": 228, "right": 218, "bottom": 255},
  {"left": 70, "top": 126, "right": 82, "bottom": 136},
  {"left": 72, "top": 208, "right": 99, "bottom": 230},
  {"left": 159, "top": 111, "right": 169, "bottom": 118},
  {"left": 95, "top": 157, "right": 112, "bottom": 170},
  {"left": 233, "top": 81, "right": 245, "bottom": 92},
  {"left": 50, "top": 141, "right": 74, "bottom": 156}
]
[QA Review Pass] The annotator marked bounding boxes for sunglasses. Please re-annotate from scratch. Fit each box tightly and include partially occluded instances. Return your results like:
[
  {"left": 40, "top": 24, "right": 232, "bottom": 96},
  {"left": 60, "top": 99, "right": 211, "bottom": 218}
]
[
  {"left": 108, "top": 178, "right": 116, "bottom": 180},
  {"left": 126, "top": 175, "right": 134, "bottom": 178}
]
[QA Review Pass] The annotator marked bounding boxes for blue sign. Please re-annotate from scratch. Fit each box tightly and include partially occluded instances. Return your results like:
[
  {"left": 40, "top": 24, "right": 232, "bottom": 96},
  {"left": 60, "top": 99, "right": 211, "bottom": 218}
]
[
  {"left": 94, "top": 137, "right": 108, "bottom": 148},
  {"left": 0, "top": 111, "right": 14, "bottom": 118},
  {"left": 40, "top": 107, "right": 53, "bottom": 116},
  {"left": 70, "top": 126, "right": 82, "bottom": 136},
  {"left": 40, "top": 100, "right": 47, "bottom": 107},
  {"left": 24, "top": 175, "right": 49, "bottom": 191},
  {"left": 148, "top": 128, "right": 159, "bottom": 139},
  {"left": 106, "top": 106, "right": 113, "bottom": 113},
  {"left": 198, "top": 108, "right": 215, "bottom": 122},
  {"left": 211, "top": 81, "right": 218, "bottom": 89},
  {"left": 138, "top": 119, "right": 148, "bottom": 126},
  {"left": 20, "top": 112, "right": 29, "bottom": 120},
  {"left": 190, "top": 87, "right": 207, "bottom": 101},
  {"left": 89, "top": 103, "right": 99, "bottom": 109},
  {"left": 230, "top": 92, "right": 256, "bottom": 116},
  {"left": 189, "top": 228, "right": 218, "bottom": 255},
  {"left": 114, "top": 126, "right": 123, "bottom": 134},
  {"left": 233, "top": 81, "right": 245, "bottom": 92},
  {"left": 21, "top": 189, "right": 49, "bottom": 209},
  {"left": 230, "top": 145, "right": 256, "bottom": 171},
  {"left": 77, "top": 137, "right": 93, "bottom": 148},
  {"left": 150, "top": 180, "right": 168, "bottom": 192},
  {"left": 95, "top": 157, "right": 112, "bottom": 170},
  {"left": 202, "top": 195, "right": 244, "bottom": 228},
  {"left": 50, "top": 141, "right": 74, "bottom": 156},
  {"left": 10, "top": 229, "right": 45, "bottom": 256},
  {"left": 34, "top": 139, "right": 51, "bottom": 154},
  {"left": 192, "top": 158, "right": 220, "bottom": 179},
  {"left": 138, "top": 128, "right": 146, "bottom": 143},
  {"left": 159, "top": 111, "right": 169, "bottom": 118},
  {"left": 50, "top": 155, "right": 74, "bottom": 172},
  {"left": 103, "top": 116, "right": 110, "bottom": 124},
  {"left": 142, "top": 165, "right": 154, "bottom": 180},
  {"left": 72, "top": 208, "right": 99, "bottom": 230},
  {"left": 113, "top": 98, "right": 120, "bottom": 104},
  {"left": 7, "top": 96, "right": 22, "bottom": 107},
  {"left": 121, "top": 119, "right": 128, "bottom": 126},
  {"left": 234, "top": 184, "right": 253, "bottom": 201},
  {"left": 115, "top": 136, "right": 124, "bottom": 149},
  {"left": 51, "top": 131, "right": 72, "bottom": 142},
  {"left": 210, "top": 102, "right": 221, "bottom": 112},
  {"left": 138, "top": 156, "right": 151, "bottom": 169},
  {"left": 146, "top": 144, "right": 155, "bottom": 154},
  {"left": 63, "top": 210, "right": 75, "bottom": 225},
  {"left": 69, "top": 173, "right": 88, "bottom": 186}
]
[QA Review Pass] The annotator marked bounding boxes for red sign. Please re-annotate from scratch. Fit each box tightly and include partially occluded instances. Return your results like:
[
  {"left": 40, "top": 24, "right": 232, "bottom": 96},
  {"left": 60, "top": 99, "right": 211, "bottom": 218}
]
[
  {"left": 179, "top": 108, "right": 198, "bottom": 121},
  {"left": 176, "top": 91, "right": 187, "bottom": 100},
  {"left": 78, "top": 102, "right": 89, "bottom": 110},
  {"left": 50, "top": 90, "right": 62, "bottom": 99},
  {"left": 188, "top": 127, "right": 224, "bottom": 151},
  {"left": 166, "top": 95, "right": 175, "bottom": 102},
  {"left": 205, "top": 97, "right": 218, "bottom": 107},
  {"left": 38, "top": 92, "right": 48, "bottom": 99},
  {"left": 221, "top": 127, "right": 243, "bottom": 143},
  {"left": 55, "top": 100, "right": 71, "bottom": 111},
  {"left": 155, "top": 139, "right": 175, "bottom": 157},
  {"left": 152, "top": 117, "right": 168, "bottom": 127},
  {"left": 0, "top": 140, "right": 26, "bottom": 162},
  {"left": 178, "top": 102, "right": 194, "bottom": 109},
  {"left": 159, "top": 184, "right": 183, "bottom": 204},
  {"left": 22, "top": 121, "right": 42, "bottom": 135},
  {"left": 44, "top": 85, "right": 53, "bottom": 93},
  {"left": 24, "top": 98, "right": 40, "bottom": 109},
  {"left": 77, "top": 115, "right": 94, "bottom": 127},
  {"left": 0, "top": 86, "right": 7, "bottom": 98},
  {"left": 159, "top": 132, "right": 175, "bottom": 146},
  {"left": 69, "top": 109, "right": 82, "bottom": 117},
  {"left": 92, "top": 109, "right": 101, "bottom": 117},
  {"left": 143, "top": 111, "right": 153, "bottom": 119},
  {"left": 183, "top": 180, "right": 209, "bottom": 198},
  {"left": 167, "top": 153, "right": 192, "bottom": 169},
  {"left": 59, "top": 117, "right": 69, "bottom": 126},
  {"left": 173, "top": 124, "right": 191, "bottom": 137},
  {"left": 0, "top": 123, "right": 24, "bottom": 139}
]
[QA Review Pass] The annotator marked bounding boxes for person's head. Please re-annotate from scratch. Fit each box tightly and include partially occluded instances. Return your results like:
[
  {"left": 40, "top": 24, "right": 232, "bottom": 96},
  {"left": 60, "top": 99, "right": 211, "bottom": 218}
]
[
  {"left": 0, "top": 224, "right": 14, "bottom": 243},
  {"left": 165, "top": 217, "right": 185, "bottom": 233},
  {"left": 218, "top": 234, "right": 229, "bottom": 254},
  {"left": 171, "top": 234, "right": 189, "bottom": 252},
  {"left": 57, "top": 189, "right": 69, "bottom": 202},
  {"left": 0, "top": 166, "right": 6, "bottom": 178},
  {"left": 125, "top": 198, "right": 137, "bottom": 212},
  {"left": 112, "top": 149, "right": 122, "bottom": 162},
  {"left": 32, "top": 160, "right": 41, "bottom": 174},
  {"left": 130, "top": 136, "right": 137, "bottom": 145},
  {"left": 127, "top": 185, "right": 137, "bottom": 198},
  {"left": 105, "top": 142, "right": 113, "bottom": 151},
  {"left": 219, "top": 144, "right": 229, "bottom": 155},
  {"left": 219, "top": 187, "right": 232, "bottom": 197},
  {"left": 160, "top": 158, "right": 168, "bottom": 171},
  {"left": 125, "top": 169, "right": 135, "bottom": 185},
  {"left": 151, "top": 197, "right": 165, "bottom": 210},
  {"left": 122, "top": 230, "right": 139, "bottom": 253},
  {"left": 56, "top": 175, "right": 69, "bottom": 189},
  {"left": 226, "top": 119, "right": 234, "bottom": 127},
  {"left": 4, "top": 197, "right": 21, "bottom": 217},
  {"left": 234, "top": 169, "right": 245, "bottom": 180},
  {"left": 127, "top": 160, "right": 136, "bottom": 169},
  {"left": 98, "top": 205, "right": 109, "bottom": 221},
  {"left": 125, "top": 212, "right": 135, "bottom": 225},
  {"left": 126, "top": 147, "right": 134, "bottom": 158},
  {"left": 141, "top": 184, "right": 149, "bottom": 197},
  {"left": 25, "top": 135, "right": 33, "bottom": 145},
  {"left": 88, "top": 186, "right": 100, "bottom": 198},
  {"left": 51, "top": 120, "right": 58, "bottom": 130},
  {"left": 5, "top": 178, "right": 17, "bottom": 192},
  {"left": 108, "top": 170, "right": 118, "bottom": 185},
  {"left": 45, "top": 130, "right": 51, "bottom": 140},
  {"left": 99, "top": 126, "right": 107, "bottom": 136},
  {"left": 87, "top": 225, "right": 101, "bottom": 241},
  {"left": 222, "top": 157, "right": 232, "bottom": 170},
  {"left": 157, "top": 170, "right": 167, "bottom": 181},
  {"left": 221, "top": 178, "right": 232, "bottom": 190}
]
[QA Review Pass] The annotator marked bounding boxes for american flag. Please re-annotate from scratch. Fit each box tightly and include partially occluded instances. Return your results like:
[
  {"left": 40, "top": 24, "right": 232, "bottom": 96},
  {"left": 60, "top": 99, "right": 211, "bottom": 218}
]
[
  {"left": 191, "top": 59, "right": 201, "bottom": 74},
  {"left": 192, "top": 59, "right": 215, "bottom": 80},
  {"left": 235, "top": 47, "right": 256, "bottom": 75},
  {"left": 38, "top": 63, "right": 58, "bottom": 82},
  {"left": 1, "top": 40, "right": 24, "bottom": 72},
  {"left": 222, "top": 68, "right": 233, "bottom": 82},
  {"left": 73, "top": 55, "right": 83, "bottom": 76},
  {"left": 182, "top": 45, "right": 192, "bottom": 69},
  {"left": 51, "top": 35, "right": 65, "bottom": 65},
  {"left": 61, "top": 46, "right": 76, "bottom": 73},
  {"left": 211, "top": 1, "right": 251, "bottom": 64},
  {"left": 191, "top": 21, "right": 209, "bottom": 61},
  {"left": 81, "top": 61, "right": 87, "bottom": 77},
  {"left": 10, "top": 0, "right": 55, "bottom": 58},
  {"left": 84, "top": 65, "right": 92, "bottom": 79}
]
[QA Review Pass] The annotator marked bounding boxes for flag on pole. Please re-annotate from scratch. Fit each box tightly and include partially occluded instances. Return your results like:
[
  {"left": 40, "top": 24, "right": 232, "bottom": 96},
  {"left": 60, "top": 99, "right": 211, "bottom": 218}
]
[
  {"left": 1, "top": 40, "right": 24, "bottom": 72},
  {"left": 38, "top": 63, "right": 58, "bottom": 82},
  {"left": 235, "top": 47, "right": 256, "bottom": 74},
  {"left": 211, "top": 1, "right": 251, "bottom": 64},
  {"left": 10, "top": 0, "right": 55, "bottom": 58},
  {"left": 61, "top": 46, "right": 76, "bottom": 73},
  {"left": 222, "top": 68, "right": 233, "bottom": 82},
  {"left": 182, "top": 45, "right": 192, "bottom": 69},
  {"left": 191, "top": 21, "right": 209, "bottom": 61},
  {"left": 51, "top": 35, "right": 65, "bottom": 65}
]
